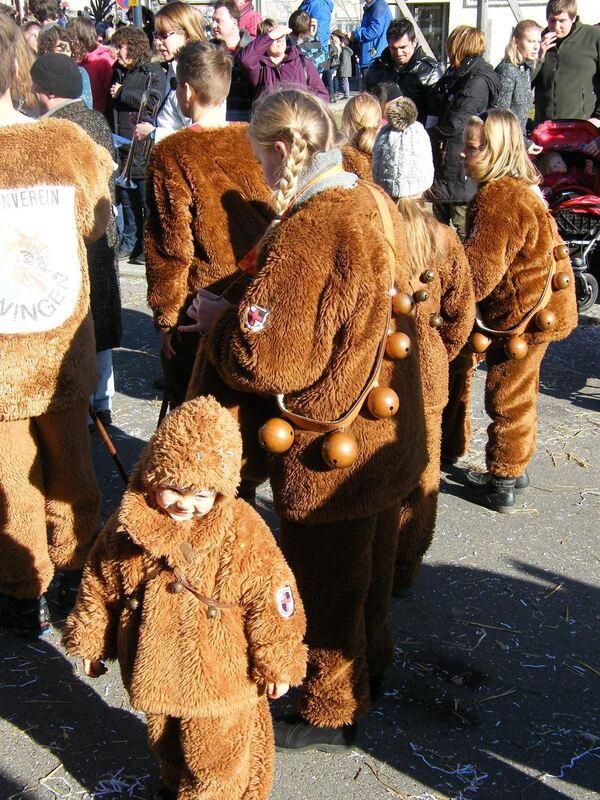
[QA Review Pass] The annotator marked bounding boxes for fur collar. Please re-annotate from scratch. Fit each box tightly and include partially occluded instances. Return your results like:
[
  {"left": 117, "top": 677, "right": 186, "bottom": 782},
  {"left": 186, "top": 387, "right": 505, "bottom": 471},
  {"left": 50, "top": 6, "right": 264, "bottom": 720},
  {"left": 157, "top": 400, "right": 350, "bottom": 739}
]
[{"left": 116, "top": 468, "right": 234, "bottom": 569}]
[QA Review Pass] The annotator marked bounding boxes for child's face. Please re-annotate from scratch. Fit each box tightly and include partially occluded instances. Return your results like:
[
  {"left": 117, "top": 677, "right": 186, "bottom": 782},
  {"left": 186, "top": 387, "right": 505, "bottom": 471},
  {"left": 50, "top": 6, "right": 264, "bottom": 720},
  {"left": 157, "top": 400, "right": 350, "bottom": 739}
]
[{"left": 155, "top": 487, "right": 217, "bottom": 522}]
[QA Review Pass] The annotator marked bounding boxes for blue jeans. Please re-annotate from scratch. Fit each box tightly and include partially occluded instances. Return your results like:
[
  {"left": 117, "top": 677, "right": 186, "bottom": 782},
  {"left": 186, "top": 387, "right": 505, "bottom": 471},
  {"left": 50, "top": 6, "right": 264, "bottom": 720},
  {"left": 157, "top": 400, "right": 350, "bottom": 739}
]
[
  {"left": 117, "top": 178, "right": 146, "bottom": 256},
  {"left": 90, "top": 349, "right": 114, "bottom": 412}
]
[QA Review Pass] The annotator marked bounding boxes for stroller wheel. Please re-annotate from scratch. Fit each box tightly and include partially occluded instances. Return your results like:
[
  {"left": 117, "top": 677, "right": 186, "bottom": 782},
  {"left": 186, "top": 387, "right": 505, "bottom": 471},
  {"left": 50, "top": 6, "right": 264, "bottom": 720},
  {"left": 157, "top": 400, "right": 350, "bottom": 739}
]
[{"left": 576, "top": 272, "right": 599, "bottom": 313}]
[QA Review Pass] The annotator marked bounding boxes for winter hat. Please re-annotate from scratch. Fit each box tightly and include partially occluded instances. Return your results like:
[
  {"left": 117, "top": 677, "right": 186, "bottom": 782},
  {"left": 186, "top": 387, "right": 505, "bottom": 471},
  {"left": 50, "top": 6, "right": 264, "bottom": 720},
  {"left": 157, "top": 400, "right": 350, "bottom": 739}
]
[
  {"left": 140, "top": 396, "right": 243, "bottom": 498},
  {"left": 30, "top": 53, "right": 82, "bottom": 100},
  {"left": 372, "top": 97, "right": 434, "bottom": 199}
]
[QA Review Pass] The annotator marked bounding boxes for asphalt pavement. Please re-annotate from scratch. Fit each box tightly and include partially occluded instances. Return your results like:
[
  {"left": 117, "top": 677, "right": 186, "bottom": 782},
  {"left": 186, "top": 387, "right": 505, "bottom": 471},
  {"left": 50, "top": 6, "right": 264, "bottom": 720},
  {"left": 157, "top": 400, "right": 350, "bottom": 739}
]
[{"left": 1, "top": 265, "right": 598, "bottom": 800}]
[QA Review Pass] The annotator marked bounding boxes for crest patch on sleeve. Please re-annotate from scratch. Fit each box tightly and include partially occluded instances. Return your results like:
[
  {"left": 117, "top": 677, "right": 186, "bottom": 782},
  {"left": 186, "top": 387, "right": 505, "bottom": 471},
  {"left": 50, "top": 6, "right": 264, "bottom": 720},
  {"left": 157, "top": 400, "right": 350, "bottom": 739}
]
[
  {"left": 245, "top": 304, "right": 270, "bottom": 332},
  {"left": 275, "top": 585, "right": 295, "bottom": 618}
]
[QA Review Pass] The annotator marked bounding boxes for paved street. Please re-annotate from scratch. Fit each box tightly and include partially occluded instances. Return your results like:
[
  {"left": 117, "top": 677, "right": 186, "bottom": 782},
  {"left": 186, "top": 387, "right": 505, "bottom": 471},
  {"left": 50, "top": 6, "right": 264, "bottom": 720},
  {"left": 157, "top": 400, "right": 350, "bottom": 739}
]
[{"left": 1, "top": 265, "right": 598, "bottom": 800}]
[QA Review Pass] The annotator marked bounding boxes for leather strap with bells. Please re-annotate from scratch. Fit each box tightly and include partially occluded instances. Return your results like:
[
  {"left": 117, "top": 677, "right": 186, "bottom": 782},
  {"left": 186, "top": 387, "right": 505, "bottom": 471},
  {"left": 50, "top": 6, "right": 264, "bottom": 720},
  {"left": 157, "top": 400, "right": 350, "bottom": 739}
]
[
  {"left": 474, "top": 260, "right": 556, "bottom": 338},
  {"left": 276, "top": 184, "right": 396, "bottom": 435},
  {"left": 474, "top": 214, "right": 560, "bottom": 339}
]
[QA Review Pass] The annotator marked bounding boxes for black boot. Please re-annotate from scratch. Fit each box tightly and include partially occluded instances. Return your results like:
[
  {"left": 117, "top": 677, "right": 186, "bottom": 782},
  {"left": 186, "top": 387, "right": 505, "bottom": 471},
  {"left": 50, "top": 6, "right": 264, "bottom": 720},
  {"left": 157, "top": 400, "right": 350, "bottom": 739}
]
[
  {"left": 0, "top": 594, "right": 51, "bottom": 637},
  {"left": 57, "top": 570, "right": 83, "bottom": 612},
  {"left": 274, "top": 713, "right": 357, "bottom": 753},
  {"left": 467, "top": 474, "right": 517, "bottom": 513},
  {"left": 466, "top": 469, "right": 529, "bottom": 492},
  {"left": 150, "top": 787, "right": 177, "bottom": 800},
  {"left": 369, "top": 675, "right": 385, "bottom": 702}
]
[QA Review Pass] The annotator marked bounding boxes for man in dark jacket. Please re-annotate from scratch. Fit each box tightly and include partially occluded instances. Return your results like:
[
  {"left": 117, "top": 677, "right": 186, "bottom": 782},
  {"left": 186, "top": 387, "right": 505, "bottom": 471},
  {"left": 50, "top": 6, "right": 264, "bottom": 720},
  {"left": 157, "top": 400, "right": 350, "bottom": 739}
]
[
  {"left": 366, "top": 18, "right": 442, "bottom": 122},
  {"left": 533, "top": 0, "right": 600, "bottom": 126},
  {"left": 212, "top": 0, "right": 254, "bottom": 120},
  {"left": 32, "top": 54, "right": 122, "bottom": 428}
]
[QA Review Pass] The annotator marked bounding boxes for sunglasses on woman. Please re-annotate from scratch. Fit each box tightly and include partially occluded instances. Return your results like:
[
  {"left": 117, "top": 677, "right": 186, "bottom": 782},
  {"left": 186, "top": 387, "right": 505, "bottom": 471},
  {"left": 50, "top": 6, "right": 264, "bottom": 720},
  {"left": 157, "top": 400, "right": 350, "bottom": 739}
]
[{"left": 153, "top": 30, "right": 184, "bottom": 41}]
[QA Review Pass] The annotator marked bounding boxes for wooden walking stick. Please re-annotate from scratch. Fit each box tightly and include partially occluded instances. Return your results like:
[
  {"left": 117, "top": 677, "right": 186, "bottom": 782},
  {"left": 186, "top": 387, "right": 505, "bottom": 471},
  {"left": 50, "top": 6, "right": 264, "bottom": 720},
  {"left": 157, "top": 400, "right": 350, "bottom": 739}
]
[{"left": 88, "top": 406, "right": 129, "bottom": 486}]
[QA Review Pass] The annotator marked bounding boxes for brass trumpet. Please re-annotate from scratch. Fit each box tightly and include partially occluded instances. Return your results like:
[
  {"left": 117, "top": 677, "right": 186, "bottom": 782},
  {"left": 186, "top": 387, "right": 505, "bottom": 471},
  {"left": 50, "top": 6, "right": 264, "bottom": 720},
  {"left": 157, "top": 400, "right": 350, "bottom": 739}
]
[{"left": 116, "top": 72, "right": 154, "bottom": 190}]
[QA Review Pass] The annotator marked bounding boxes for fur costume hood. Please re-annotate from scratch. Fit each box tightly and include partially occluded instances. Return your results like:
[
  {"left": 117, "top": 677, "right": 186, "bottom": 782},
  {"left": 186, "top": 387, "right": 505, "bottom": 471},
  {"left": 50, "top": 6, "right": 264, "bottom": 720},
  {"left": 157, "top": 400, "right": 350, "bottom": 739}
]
[
  {"left": 145, "top": 123, "right": 273, "bottom": 332},
  {"left": 0, "top": 119, "right": 113, "bottom": 420},
  {"left": 65, "top": 482, "right": 306, "bottom": 718},
  {"left": 139, "top": 396, "right": 242, "bottom": 498},
  {"left": 465, "top": 177, "right": 578, "bottom": 344},
  {"left": 206, "top": 182, "right": 429, "bottom": 524}
]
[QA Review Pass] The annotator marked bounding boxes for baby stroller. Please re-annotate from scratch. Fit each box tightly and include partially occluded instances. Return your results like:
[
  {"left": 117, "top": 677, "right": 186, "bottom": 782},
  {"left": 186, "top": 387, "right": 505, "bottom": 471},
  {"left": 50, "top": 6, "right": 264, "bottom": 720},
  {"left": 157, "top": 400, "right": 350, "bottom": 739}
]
[{"left": 531, "top": 119, "right": 600, "bottom": 312}]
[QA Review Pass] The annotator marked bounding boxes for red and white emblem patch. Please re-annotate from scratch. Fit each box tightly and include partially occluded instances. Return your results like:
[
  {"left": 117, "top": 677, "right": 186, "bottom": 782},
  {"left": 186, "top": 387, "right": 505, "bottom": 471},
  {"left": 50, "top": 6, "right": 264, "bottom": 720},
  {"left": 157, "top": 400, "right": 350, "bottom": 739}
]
[
  {"left": 245, "top": 304, "right": 270, "bottom": 332},
  {"left": 275, "top": 585, "right": 295, "bottom": 618}
]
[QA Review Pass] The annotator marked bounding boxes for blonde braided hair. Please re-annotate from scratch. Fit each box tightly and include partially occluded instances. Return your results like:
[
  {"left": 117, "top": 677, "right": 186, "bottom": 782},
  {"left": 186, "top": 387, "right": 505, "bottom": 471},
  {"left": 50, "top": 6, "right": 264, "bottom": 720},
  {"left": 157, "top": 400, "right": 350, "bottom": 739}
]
[{"left": 249, "top": 89, "right": 337, "bottom": 218}]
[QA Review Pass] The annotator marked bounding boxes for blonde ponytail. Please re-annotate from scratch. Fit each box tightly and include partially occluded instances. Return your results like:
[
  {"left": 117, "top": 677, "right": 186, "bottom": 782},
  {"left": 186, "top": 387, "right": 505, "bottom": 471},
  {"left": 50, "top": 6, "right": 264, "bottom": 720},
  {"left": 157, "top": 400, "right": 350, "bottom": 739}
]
[{"left": 342, "top": 93, "right": 381, "bottom": 156}]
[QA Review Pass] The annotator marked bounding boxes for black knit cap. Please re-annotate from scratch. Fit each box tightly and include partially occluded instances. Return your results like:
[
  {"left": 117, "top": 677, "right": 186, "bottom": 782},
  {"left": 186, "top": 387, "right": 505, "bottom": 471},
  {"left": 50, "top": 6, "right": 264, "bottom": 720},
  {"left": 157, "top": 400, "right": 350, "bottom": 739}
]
[{"left": 30, "top": 53, "right": 82, "bottom": 100}]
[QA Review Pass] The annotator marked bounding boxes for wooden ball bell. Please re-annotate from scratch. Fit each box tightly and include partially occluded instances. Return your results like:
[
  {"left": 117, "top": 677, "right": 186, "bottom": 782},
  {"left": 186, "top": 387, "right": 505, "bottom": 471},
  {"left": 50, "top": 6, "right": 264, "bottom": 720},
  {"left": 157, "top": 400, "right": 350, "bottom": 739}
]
[
  {"left": 535, "top": 309, "right": 557, "bottom": 330},
  {"left": 429, "top": 313, "right": 444, "bottom": 328},
  {"left": 259, "top": 418, "right": 294, "bottom": 454},
  {"left": 504, "top": 336, "right": 528, "bottom": 360},
  {"left": 553, "top": 244, "right": 569, "bottom": 261},
  {"left": 392, "top": 292, "right": 414, "bottom": 315},
  {"left": 366, "top": 386, "right": 399, "bottom": 419},
  {"left": 170, "top": 581, "right": 184, "bottom": 594},
  {"left": 207, "top": 606, "right": 219, "bottom": 619},
  {"left": 421, "top": 269, "right": 436, "bottom": 284},
  {"left": 470, "top": 332, "right": 492, "bottom": 354},
  {"left": 321, "top": 431, "right": 358, "bottom": 469},
  {"left": 413, "top": 289, "right": 430, "bottom": 303},
  {"left": 386, "top": 331, "right": 411, "bottom": 360},
  {"left": 553, "top": 271, "right": 571, "bottom": 291}
]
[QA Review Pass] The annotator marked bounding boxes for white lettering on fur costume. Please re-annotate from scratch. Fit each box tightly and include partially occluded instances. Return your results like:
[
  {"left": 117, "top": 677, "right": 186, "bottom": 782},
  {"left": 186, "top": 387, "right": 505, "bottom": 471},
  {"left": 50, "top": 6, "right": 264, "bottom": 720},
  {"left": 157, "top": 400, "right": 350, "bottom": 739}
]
[{"left": 0, "top": 185, "right": 80, "bottom": 334}]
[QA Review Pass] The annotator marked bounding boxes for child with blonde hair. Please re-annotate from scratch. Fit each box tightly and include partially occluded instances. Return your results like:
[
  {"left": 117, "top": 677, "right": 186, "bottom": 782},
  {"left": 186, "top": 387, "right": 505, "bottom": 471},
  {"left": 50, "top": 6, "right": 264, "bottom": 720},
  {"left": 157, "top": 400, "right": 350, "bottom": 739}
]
[
  {"left": 184, "top": 88, "right": 428, "bottom": 751},
  {"left": 341, "top": 92, "right": 381, "bottom": 179},
  {"left": 455, "top": 108, "right": 577, "bottom": 512},
  {"left": 372, "top": 96, "right": 474, "bottom": 591}
]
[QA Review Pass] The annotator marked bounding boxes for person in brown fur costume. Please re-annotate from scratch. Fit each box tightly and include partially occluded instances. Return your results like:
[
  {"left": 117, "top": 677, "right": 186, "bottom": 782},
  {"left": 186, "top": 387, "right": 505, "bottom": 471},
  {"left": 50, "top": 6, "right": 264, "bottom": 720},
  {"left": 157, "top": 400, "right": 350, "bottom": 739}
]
[
  {"left": 145, "top": 41, "right": 273, "bottom": 413},
  {"left": 183, "top": 89, "right": 428, "bottom": 752},
  {"left": 0, "top": 15, "right": 113, "bottom": 637},
  {"left": 341, "top": 93, "right": 381, "bottom": 180},
  {"left": 372, "top": 97, "right": 475, "bottom": 593},
  {"left": 64, "top": 396, "right": 307, "bottom": 800},
  {"left": 456, "top": 109, "right": 578, "bottom": 512}
]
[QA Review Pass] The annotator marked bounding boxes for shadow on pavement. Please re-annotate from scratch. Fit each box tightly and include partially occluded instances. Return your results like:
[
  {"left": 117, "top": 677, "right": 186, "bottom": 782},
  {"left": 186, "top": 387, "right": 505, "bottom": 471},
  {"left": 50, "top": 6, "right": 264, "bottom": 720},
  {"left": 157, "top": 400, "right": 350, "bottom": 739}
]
[{"left": 357, "top": 561, "right": 599, "bottom": 798}]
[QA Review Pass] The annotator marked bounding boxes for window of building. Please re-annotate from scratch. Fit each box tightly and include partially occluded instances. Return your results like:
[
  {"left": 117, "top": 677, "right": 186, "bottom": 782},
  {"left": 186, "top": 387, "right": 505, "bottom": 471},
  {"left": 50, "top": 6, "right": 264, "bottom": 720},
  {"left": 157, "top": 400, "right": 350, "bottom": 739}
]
[{"left": 406, "top": 2, "right": 450, "bottom": 62}]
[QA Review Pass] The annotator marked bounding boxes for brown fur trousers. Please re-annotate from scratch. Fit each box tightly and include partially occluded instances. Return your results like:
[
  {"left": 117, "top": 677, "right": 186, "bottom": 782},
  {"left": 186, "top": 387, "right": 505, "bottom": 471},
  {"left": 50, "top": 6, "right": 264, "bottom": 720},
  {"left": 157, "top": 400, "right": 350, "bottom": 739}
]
[
  {"left": 0, "top": 399, "right": 100, "bottom": 597},
  {"left": 147, "top": 697, "right": 273, "bottom": 799},
  {"left": 280, "top": 505, "right": 400, "bottom": 727}
]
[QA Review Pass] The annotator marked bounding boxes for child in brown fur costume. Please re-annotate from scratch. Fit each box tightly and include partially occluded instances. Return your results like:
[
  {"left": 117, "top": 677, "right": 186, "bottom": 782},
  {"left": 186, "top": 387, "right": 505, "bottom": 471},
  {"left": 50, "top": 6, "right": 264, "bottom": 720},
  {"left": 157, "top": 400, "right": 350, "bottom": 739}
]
[
  {"left": 64, "top": 396, "right": 306, "bottom": 800},
  {"left": 182, "top": 89, "right": 429, "bottom": 752},
  {"left": 372, "top": 97, "right": 475, "bottom": 592},
  {"left": 0, "top": 15, "right": 113, "bottom": 637},
  {"left": 456, "top": 108, "right": 578, "bottom": 512},
  {"left": 145, "top": 41, "right": 273, "bottom": 411}
]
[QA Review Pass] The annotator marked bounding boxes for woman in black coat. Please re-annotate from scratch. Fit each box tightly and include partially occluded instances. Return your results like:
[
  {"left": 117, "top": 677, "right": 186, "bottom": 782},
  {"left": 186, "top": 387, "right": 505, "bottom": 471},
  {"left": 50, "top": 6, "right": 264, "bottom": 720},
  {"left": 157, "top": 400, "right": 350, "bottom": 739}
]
[
  {"left": 108, "top": 27, "right": 165, "bottom": 264},
  {"left": 429, "top": 25, "right": 500, "bottom": 239}
]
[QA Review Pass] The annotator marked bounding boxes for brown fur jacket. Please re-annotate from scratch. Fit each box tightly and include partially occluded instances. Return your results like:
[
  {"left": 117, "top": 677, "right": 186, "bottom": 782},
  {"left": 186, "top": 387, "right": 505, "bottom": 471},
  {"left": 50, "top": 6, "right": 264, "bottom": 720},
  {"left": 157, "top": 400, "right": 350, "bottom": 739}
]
[
  {"left": 412, "top": 223, "right": 474, "bottom": 411},
  {"left": 64, "top": 473, "right": 307, "bottom": 717},
  {"left": 341, "top": 145, "right": 372, "bottom": 181},
  {"left": 145, "top": 123, "right": 274, "bottom": 332},
  {"left": 206, "top": 182, "right": 428, "bottom": 524},
  {"left": 0, "top": 119, "right": 113, "bottom": 420},
  {"left": 465, "top": 177, "right": 578, "bottom": 344}
]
